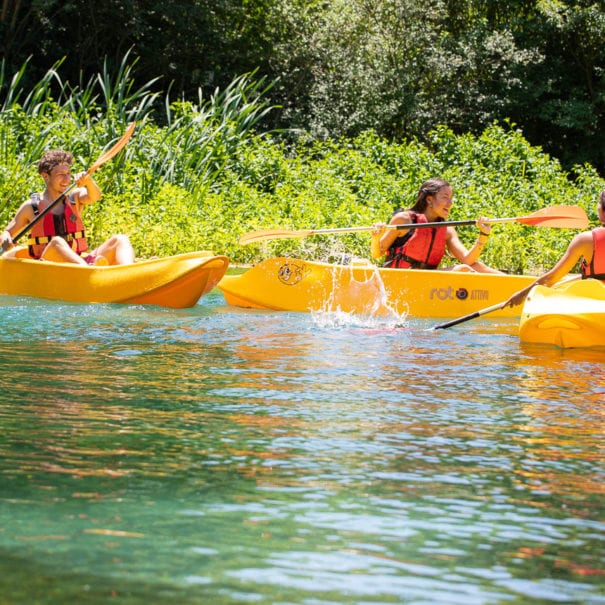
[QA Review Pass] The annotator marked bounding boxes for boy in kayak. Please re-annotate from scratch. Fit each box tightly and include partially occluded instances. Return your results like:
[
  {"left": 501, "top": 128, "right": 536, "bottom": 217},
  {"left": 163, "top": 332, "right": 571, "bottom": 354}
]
[
  {"left": 505, "top": 188, "right": 605, "bottom": 307},
  {"left": 371, "top": 177, "right": 502, "bottom": 273},
  {"left": 0, "top": 149, "right": 134, "bottom": 265}
]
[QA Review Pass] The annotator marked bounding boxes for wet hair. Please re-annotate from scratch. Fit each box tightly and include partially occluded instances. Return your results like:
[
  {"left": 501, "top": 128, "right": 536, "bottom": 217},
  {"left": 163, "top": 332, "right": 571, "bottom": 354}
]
[
  {"left": 410, "top": 178, "right": 451, "bottom": 213},
  {"left": 38, "top": 150, "right": 73, "bottom": 175}
]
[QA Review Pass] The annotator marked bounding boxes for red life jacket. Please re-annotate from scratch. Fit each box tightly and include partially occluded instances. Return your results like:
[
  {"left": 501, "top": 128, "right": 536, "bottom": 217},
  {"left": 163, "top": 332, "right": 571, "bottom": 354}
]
[
  {"left": 27, "top": 193, "right": 88, "bottom": 259},
  {"left": 581, "top": 227, "right": 605, "bottom": 280},
  {"left": 384, "top": 211, "right": 447, "bottom": 269}
]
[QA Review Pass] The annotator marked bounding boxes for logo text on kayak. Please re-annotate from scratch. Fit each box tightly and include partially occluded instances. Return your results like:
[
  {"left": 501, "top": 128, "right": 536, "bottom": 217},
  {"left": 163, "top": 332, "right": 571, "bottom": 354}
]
[
  {"left": 430, "top": 287, "right": 489, "bottom": 301},
  {"left": 277, "top": 261, "right": 308, "bottom": 285}
]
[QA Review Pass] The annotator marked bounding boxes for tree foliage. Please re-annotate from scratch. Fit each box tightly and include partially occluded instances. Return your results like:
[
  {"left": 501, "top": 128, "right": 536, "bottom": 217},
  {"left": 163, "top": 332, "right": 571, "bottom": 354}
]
[
  {"left": 0, "top": 0, "right": 604, "bottom": 173},
  {"left": 1, "top": 60, "right": 603, "bottom": 271}
]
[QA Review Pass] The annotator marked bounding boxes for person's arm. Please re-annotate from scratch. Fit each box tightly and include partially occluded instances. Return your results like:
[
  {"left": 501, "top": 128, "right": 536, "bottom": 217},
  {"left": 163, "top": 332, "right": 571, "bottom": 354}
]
[
  {"left": 1, "top": 201, "right": 34, "bottom": 251},
  {"left": 446, "top": 218, "right": 491, "bottom": 266},
  {"left": 371, "top": 211, "right": 413, "bottom": 258},
  {"left": 506, "top": 231, "right": 593, "bottom": 307},
  {"left": 73, "top": 172, "right": 102, "bottom": 205}
]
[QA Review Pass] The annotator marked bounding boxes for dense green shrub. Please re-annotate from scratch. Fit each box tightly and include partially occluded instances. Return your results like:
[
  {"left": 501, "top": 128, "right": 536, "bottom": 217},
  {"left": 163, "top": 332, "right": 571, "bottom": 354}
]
[
  {"left": 219, "top": 127, "right": 603, "bottom": 274},
  {"left": 2, "top": 2, "right": 604, "bottom": 173},
  {"left": 1, "top": 62, "right": 603, "bottom": 274}
]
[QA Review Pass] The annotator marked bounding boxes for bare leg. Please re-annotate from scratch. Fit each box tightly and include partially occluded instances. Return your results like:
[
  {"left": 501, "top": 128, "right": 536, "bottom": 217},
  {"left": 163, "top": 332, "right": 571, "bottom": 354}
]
[
  {"left": 41, "top": 237, "right": 87, "bottom": 264},
  {"left": 94, "top": 234, "right": 135, "bottom": 265},
  {"left": 470, "top": 261, "right": 505, "bottom": 274}
]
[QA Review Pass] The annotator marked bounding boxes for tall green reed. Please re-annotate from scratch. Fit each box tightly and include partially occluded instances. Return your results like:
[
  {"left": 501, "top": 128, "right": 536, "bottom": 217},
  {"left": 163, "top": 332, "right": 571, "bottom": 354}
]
[
  {"left": 138, "top": 69, "right": 275, "bottom": 199},
  {"left": 0, "top": 54, "right": 277, "bottom": 230}
]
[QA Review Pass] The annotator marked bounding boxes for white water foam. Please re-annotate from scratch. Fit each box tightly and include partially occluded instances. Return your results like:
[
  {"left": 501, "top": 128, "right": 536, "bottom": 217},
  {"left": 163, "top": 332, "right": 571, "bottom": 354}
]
[
  {"left": 311, "top": 307, "right": 408, "bottom": 330},
  {"left": 309, "top": 252, "right": 409, "bottom": 330}
]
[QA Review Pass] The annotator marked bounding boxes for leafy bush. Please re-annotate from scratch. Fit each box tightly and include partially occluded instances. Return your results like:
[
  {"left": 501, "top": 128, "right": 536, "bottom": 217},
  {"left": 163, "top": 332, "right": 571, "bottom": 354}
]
[
  {"left": 1, "top": 60, "right": 603, "bottom": 274},
  {"left": 223, "top": 126, "right": 603, "bottom": 274}
]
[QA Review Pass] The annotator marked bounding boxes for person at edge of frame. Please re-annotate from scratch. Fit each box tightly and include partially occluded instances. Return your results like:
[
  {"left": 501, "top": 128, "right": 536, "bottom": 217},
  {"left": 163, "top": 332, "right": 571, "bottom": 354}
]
[{"left": 505, "top": 188, "right": 605, "bottom": 307}]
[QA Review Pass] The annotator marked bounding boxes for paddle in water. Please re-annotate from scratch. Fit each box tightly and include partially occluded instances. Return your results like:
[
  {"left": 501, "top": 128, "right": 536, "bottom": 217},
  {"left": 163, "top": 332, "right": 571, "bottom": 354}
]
[
  {"left": 429, "top": 274, "right": 583, "bottom": 331},
  {"left": 239, "top": 205, "right": 589, "bottom": 245},
  {"left": 430, "top": 301, "right": 508, "bottom": 330}
]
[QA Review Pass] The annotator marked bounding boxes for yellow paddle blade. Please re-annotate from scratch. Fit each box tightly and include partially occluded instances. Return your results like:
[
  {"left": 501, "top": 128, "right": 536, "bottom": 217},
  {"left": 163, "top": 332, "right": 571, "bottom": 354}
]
[
  {"left": 239, "top": 225, "right": 381, "bottom": 245},
  {"left": 239, "top": 228, "right": 321, "bottom": 245},
  {"left": 88, "top": 121, "right": 136, "bottom": 174},
  {"left": 512, "top": 205, "right": 589, "bottom": 228}
]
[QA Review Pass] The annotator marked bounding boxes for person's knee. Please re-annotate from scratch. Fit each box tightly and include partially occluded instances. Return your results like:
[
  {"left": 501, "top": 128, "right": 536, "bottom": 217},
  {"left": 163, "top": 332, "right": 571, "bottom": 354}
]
[
  {"left": 47, "top": 236, "right": 71, "bottom": 253},
  {"left": 109, "top": 234, "right": 131, "bottom": 248},
  {"left": 111, "top": 234, "right": 135, "bottom": 263},
  {"left": 42, "top": 237, "right": 86, "bottom": 264},
  {"left": 49, "top": 236, "right": 66, "bottom": 248}
]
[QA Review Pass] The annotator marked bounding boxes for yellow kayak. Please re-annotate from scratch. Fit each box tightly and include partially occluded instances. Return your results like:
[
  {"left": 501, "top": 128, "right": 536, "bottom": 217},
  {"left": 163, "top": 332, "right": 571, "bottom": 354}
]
[
  {"left": 519, "top": 279, "right": 605, "bottom": 348},
  {"left": 0, "top": 248, "right": 229, "bottom": 308},
  {"left": 218, "top": 257, "right": 536, "bottom": 317}
]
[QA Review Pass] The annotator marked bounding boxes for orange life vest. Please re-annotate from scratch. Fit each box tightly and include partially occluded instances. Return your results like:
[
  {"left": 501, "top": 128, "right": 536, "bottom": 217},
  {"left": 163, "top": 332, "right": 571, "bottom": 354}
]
[
  {"left": 581, "top": 227, "right": 605, "bottom": 280},
  {"left": 27, "top": 193, "right": 88, "bottom": 259},
  {"left": 384, "top": 211, "right": 447, "bottom": 269}
]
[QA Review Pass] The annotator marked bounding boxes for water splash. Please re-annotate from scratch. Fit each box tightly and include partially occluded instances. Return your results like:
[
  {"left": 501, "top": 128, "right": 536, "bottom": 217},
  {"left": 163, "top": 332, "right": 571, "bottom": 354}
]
[
  {"left": 307, "top": 253, "right": 409, "bottom": 329},
  {"left": 310, "top": 307, "right": 408, "bottom": 330},
  {"left": 344, "top": 267, "right": 401, "bottom": 316}
]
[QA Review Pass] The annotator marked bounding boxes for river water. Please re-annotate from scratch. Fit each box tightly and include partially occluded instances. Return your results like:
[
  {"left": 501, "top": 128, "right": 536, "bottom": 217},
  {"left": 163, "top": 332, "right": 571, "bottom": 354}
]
[{"left": 0, "top": 289, "right": 603, "bottom": 604}]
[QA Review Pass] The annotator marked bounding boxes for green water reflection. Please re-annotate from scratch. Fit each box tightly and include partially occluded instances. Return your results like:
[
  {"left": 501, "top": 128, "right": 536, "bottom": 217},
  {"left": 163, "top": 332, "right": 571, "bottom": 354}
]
[{"left": 0, "top": 295, "right": 603, "bottom": 604}]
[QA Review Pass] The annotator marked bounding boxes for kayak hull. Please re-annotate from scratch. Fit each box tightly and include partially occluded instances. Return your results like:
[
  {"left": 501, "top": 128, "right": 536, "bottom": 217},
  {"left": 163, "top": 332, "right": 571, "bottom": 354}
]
[
  {"left": 0, "top": 250, "right": 229, "bottom": 308},
  {"left": 519, "top": 279, "right": 605, "bottom": 348},
  {"left": 218, "top": 257, "right": 537, "bottom": 318}
]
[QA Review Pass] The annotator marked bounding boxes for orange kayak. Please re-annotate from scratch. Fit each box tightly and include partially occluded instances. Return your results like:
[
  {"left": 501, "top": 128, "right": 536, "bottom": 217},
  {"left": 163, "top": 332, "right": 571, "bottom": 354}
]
[
  {"left": 0, "top": 248, "right": 229, "bottom": 308},
  {"left": 519, "top": 279, "right": 605, "bottom": 348},
  {"left": 218, "top": 256, "right": 536, "bottom": 318}
]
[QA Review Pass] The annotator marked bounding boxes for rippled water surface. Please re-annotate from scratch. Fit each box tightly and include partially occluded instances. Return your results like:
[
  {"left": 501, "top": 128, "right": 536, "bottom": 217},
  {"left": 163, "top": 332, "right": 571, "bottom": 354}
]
[{"left": 0, "top": 289, "right": 603, "bottom": 604}]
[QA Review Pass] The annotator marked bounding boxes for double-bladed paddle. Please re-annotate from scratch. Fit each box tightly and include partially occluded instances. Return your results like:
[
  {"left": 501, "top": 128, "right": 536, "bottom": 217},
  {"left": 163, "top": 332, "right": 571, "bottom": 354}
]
[
  {"left": 239, "top": 205, "right": 589, "bottom": 245},
  {"left": 430, "top": 274, "right": 582, "bottom": 331},
  {"left": 6, "top": 121, "right": 136, "bottom": 249},
  {"left": 431, "top": 302, "right": 509, "bottom": 330}
]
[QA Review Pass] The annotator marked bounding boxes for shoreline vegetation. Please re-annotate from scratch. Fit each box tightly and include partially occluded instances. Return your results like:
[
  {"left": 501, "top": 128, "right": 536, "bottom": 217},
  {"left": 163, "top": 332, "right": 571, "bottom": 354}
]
[{"left": 1, "top": 57, "right": 603, "bottom": 275}]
